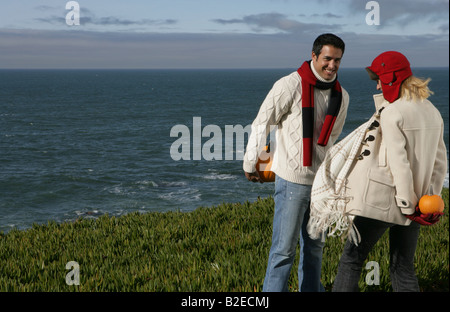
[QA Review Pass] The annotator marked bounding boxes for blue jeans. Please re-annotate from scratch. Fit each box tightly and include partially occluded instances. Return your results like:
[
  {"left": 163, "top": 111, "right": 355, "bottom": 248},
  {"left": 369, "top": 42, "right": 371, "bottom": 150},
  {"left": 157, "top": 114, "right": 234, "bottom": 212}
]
[
  {"left": 263, "top": 176, "right": 325, "bottom": 292},
  {"left": 332, "top": 216, "right": 420, "bottom": 292}
]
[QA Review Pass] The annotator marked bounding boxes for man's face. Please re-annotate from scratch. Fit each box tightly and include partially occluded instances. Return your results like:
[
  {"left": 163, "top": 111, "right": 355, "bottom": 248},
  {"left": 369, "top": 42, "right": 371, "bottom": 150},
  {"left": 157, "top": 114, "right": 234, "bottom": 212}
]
[{"left": 311, "top": 45, "right": 343, "bottom": 80}]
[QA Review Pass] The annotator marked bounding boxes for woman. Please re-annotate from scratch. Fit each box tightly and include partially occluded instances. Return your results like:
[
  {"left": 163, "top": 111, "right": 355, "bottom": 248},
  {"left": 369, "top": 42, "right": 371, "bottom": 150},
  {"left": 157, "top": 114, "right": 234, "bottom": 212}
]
[{"left": 329, "top": 51, "right": 447, "bottom": 292}]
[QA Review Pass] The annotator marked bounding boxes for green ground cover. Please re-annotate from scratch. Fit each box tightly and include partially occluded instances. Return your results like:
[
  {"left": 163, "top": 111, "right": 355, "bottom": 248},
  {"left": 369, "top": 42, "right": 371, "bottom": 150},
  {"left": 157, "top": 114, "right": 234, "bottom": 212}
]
[{"left": 0, "top": 189, "right": 448, "bottom": 292}]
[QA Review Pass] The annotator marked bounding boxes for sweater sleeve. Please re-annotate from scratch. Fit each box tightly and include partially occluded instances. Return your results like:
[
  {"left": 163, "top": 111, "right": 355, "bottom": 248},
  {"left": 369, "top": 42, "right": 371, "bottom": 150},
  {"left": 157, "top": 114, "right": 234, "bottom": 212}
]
[
  {"left": 243, "top": 76, "right": 295, "bottom": 173},
  {"left": 380, "top": 106, "right": 417, "bottom": 214}
]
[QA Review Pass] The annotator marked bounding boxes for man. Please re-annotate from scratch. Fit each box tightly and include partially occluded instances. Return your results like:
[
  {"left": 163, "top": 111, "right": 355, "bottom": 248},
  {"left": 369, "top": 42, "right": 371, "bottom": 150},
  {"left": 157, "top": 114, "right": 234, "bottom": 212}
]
[{"left": 243, "top": 33, "right": 349, "bottom": 292}]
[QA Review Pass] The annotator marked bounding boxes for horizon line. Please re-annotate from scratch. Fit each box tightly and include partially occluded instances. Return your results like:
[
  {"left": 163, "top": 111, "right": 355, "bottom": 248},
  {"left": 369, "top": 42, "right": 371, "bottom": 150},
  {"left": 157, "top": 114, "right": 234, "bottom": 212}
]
[{"left": 0, "top": 66, "right": 448, "bottom": 71}]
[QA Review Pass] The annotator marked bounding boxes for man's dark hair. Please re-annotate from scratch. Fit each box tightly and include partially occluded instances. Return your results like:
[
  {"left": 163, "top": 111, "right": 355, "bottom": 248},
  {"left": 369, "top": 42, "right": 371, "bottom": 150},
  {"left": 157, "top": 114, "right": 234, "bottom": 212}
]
[{"left": 312, "top": 33, "right": 345, "bottom": 57}]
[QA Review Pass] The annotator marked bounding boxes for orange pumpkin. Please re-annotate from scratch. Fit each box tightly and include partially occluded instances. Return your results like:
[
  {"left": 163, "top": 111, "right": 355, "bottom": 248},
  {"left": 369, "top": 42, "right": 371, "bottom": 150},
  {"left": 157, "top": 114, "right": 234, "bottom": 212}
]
[
  {"left": 256, "top": 145, "right": 275, "bottom": 182},
  {"left": 418, "top": 194, "right": 445, "bottom": 214}
]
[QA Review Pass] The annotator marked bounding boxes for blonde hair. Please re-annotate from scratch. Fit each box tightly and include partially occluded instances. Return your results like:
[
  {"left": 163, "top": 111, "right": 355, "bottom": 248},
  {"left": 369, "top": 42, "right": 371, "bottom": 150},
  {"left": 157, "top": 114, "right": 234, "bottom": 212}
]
[{"left": 400, "top": 76, "right": 434, "bottom": 101}]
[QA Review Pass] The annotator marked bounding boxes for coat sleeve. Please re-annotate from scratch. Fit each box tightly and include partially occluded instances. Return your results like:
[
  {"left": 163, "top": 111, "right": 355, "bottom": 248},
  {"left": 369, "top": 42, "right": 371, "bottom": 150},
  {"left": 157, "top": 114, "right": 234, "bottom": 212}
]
[
  {"left": 430, "top": 119, "right": 448, "bottom": 195},
  {"left": 380, "top": 106, "right": 417, "bottom": 215},
  {"left": 243, "top": 77, "right": 294, "bottom": 173}
]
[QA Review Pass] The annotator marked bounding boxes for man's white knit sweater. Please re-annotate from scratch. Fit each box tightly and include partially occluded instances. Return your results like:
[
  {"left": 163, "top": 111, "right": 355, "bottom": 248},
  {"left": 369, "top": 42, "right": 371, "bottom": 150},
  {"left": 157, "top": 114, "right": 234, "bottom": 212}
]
[{"left": 243, "top": 63, "right": 349, "bottom": 185}]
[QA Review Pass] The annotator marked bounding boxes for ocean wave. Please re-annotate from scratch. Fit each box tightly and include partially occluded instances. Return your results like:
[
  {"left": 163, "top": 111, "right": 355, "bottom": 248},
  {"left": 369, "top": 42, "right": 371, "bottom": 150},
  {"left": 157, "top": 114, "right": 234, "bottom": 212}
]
[
  {"left": 104, "top": 185, "right": 137, "bottom": 196},
  {"left": 104, "top": 180, "right": 188, "bottom": 195},
  {"left": 157, "top": 188, "right": 201, "bottom": 202},
  {"left": 158, "top": 181, "right": 188, "bottom": 187},
  {"left": 74, "top": 209, "right": 103, "bottom": 218},
  {"left": 135, "top": 180, "right": 159, "bottom": 188},
  {"left": 203, "top": 173, "right": 236, "bottom": 180}
]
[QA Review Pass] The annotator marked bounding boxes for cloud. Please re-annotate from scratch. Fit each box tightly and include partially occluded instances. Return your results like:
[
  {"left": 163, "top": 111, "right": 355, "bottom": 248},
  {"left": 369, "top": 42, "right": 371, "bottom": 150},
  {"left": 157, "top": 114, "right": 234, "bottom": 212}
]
[
  {"left": 439, "top": 23, "right": 449, "bottom": 33},
  {"left": 35, "top": 7, "right": 177, "bottom": 28},
  {"left": 212, "top": 13, "right": 342, "bottom": 34},
  {"left": 0, "top": 28, "right": 447, "bottom": 69},
  {"left": 348, "top": 0, "right": 449, "bottom": 29},
  {"left": 310, "top": 13, "right": 343, "bottom": 19},
  {"left": 83, "top": 17, "right": 177, "bottom": 27},
  {"left": 0, "top": 29, "right": 306, "bottom": 69},
  {"left": 35, "top": 5, "right": 58, "bottom": 12},
  {"left": 340, "top": 31, "right": 449, "bottom": 68}
]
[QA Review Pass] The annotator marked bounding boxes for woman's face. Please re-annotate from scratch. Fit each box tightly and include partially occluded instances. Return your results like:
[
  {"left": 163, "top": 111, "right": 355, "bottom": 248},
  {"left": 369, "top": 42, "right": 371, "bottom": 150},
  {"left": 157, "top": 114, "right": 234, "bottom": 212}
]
[{"left": 376, "top": 80, "right": 382, "bottom": 91}]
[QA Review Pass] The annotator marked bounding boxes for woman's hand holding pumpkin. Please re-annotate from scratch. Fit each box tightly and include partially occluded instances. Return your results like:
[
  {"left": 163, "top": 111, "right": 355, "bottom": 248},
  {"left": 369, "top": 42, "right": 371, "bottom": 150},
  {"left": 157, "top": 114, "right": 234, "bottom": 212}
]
[{"left": 405, "top": 206, "right": 443, "bottom": 226}]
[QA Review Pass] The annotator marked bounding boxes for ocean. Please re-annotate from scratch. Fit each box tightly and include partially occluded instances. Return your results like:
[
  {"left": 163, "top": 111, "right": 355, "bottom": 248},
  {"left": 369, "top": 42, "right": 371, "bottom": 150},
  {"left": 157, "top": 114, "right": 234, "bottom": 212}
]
[{"left": 1, "top": 68, "right": 448, "bottom": 233}]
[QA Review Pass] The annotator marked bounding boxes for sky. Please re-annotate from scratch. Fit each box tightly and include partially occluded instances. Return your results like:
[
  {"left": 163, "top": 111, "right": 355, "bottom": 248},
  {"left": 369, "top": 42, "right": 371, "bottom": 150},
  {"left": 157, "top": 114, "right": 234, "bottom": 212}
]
[{"left": 0, "top": 0, "right": 448, "bottom": 69}]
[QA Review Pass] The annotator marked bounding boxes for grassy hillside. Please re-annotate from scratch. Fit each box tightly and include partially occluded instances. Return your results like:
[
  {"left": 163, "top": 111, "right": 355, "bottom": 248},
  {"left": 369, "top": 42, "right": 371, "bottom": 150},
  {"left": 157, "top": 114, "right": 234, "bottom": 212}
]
[{"left": 0, "top": 189, "right": 448, "bottom": 292}]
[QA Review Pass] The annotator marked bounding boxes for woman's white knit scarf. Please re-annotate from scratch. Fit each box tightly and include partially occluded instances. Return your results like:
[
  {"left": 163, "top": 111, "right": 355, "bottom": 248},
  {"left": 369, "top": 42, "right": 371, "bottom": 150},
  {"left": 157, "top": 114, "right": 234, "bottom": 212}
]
[{"left": 307, "top": 115, "right": 378, "bottom": 242}]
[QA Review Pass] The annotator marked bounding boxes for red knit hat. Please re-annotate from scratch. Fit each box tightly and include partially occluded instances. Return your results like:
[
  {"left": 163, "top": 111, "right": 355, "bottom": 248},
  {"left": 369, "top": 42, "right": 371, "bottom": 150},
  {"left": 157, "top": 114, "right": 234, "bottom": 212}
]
[{"left": 366, "top": 51, "right": 413, "bottom": 103}]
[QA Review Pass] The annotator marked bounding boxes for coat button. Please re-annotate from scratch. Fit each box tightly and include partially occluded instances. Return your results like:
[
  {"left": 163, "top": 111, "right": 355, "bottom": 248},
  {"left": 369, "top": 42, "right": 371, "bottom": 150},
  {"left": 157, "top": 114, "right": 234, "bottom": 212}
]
[
  {"left": 358, "top": 150, "right": 371, "bottom": 160},
  {"left": 366, "top": 135, "right": 375, "bottom": 142},
  {"left": 368, "top": 120, "right": 380, "bottom": 130}
]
